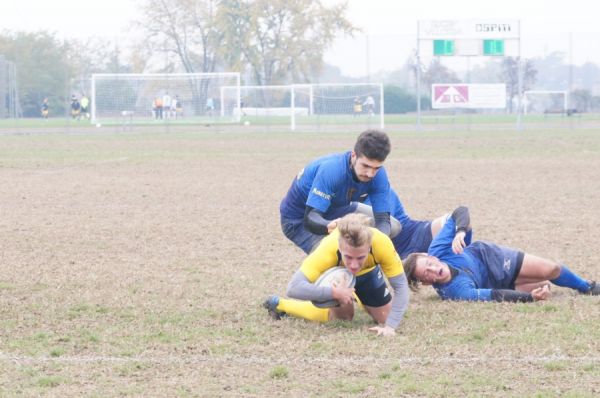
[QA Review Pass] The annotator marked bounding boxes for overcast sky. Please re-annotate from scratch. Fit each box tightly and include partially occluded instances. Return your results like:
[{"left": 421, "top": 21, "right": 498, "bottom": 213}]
[{"left": 3, "top": 0, "right": 599, "bottom": 76}]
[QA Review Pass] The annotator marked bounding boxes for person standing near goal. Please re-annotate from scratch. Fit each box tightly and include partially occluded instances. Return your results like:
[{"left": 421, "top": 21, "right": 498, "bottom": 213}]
[
  {"left": 363, "top": 95, "right": 375, "bottom": 116},
  {"left": 162, "top": 92, "right": 172, "bottom": 119},
  {"left": 41, "top": 98, "right": 49, "bottom": 119},
  {"left": 279, "top": 129, "right": 396, "bottom": 254}
]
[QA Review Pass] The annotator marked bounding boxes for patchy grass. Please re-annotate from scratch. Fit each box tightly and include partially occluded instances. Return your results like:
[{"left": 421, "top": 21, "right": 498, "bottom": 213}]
[{"left": 1, "top": 126, "right": 600, "bottom": 396}]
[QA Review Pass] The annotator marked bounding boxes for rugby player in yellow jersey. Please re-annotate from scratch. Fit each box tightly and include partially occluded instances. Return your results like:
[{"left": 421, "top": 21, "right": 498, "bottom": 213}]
[{"left": 263, "top": 213, "right": 410, "bottom": 337}]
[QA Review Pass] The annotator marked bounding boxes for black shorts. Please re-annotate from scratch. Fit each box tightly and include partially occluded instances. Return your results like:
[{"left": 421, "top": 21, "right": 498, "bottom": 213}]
[{"left": 355, "top": 265, "right": 392, "bottom": 307}]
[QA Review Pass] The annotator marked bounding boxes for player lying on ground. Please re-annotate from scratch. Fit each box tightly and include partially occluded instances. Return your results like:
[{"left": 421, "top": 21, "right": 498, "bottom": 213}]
[
  {"left": 279, "top": 129, "right": 400, "bottom": 254},
  {"left": 264, "top": 213, "right": 409, "bottom": 336},
  {"left": 403, "top": 210, "right": 600, "bottom": 302},
  {"left": 362, "top": 188, "right": 472, "bottom": 258}
]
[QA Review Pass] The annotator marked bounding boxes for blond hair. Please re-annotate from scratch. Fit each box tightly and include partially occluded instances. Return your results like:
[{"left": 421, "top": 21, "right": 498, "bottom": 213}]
[{"left": 337, "top": 213, "right": 373, "bottom": 248}]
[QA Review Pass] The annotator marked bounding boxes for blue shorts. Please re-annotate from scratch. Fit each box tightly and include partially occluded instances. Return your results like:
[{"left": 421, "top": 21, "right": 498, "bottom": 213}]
[
  {"left": 392, "top": 220, "right": 433, "bottom": 259},
  {"left": 280, "top": 203, "right": 358, "bottom": 254},
  {"left": 465, "top": 241, "right": 524, "bottom": 289},
  {"left": 355, "top": 265, "right": 392, "bottom": 307}
]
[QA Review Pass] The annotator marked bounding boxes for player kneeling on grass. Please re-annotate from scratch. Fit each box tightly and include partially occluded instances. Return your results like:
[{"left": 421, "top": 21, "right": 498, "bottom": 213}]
[
  {"left": 404, "top": 208, "right": 600, "bottom": 302},
  {"left": 263, "top": 213, "right": 409, "bottom": 337}
]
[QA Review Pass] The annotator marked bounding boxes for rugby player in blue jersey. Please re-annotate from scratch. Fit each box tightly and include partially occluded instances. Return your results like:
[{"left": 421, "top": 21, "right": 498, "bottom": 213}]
[
  {"left": 363, "top": 188, "right": 471, "bottom": 259},
  {"left": 403, "top": 212, "right": 600, "bottom": 302},
  {"left": 280, "top": 130, "right": 396, "bottom": 253}
]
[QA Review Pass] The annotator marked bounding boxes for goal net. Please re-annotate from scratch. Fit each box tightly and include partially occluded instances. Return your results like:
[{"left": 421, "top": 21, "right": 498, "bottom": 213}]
[
  {"left": 91, "top": 73, "right": 240, "bottom": 125},
  {"left": 220, "top": 82, "right": 384, "bottom": 131},
  {"left": 523, "top": 90, "right": 568, "bottom": 115},
  {"left": 220, "top": 85, "right": 293, "bottom": 126},
  {"left": 292, "top": 83, "right": 384, "bottom": 131}
]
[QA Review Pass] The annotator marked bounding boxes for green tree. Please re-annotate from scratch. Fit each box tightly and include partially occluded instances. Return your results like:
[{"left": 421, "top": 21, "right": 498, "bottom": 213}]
[
  {"left": 384, "top": 85, "right": 424, "bottom": 114},
  {"left": 219, "top": 0, "right": 355, "bottom": 86},
  {"left": 570, "top": 88, "right": 592, "bottom": 112},
  {"left": 0, "top": 31, "right": 72, "bottom": 117}
]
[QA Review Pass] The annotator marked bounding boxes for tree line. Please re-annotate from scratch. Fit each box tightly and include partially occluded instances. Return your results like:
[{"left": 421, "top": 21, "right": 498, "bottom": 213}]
[{"left": 2, "top": 0, "right": 600, "bottom": 117}]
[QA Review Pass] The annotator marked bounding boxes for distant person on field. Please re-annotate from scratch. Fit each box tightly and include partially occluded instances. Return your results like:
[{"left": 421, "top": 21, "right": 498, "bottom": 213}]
[
  {"left": 162, "top": 92, "right": 172, "bottom": 119},
  {"left": 175, "top": 95, "right": 183, "bottom": 118},
  {"left": 404, "top": 210, "right": 600, "bottom": 302},
  {"left": 70, "top": 94, "right": 81, "bottom": 120},
  {"left": 80, "top": 94, "right": 90, "bottom": 119},
  {"left": 41, "top": 98, "right": 49, "bottom": 118},
  {"left": 170, "top": 96, "right": 178, "bottom": 119},
  {"left": 263, "top": 213, "right": 409, "bottom": 337},
  {"left": 353, "top": 97, "right": 362, "bottom": 116},
  {"left": 279, "top": 129, "right": 398, "bottom": 254},
  {"left": 363, "top": 95, "right": 375, "bottom": 116},
  {"left": 206, "top": 97, "right": 214, "bottom": 116},
  {"left": 153, "top": 97, "right": 163, "bottom": 120}
]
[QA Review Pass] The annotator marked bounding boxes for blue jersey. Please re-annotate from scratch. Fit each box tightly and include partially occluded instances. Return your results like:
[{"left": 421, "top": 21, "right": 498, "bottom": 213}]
[
  {"left": 280, "top": 151, "right": 390, "bottom": 219},
  {"left": 368, "top": 189, "right": 432, "bottom": 258},
  {"left": 429, "top": 219, "right": 519, "bottom": 301}
]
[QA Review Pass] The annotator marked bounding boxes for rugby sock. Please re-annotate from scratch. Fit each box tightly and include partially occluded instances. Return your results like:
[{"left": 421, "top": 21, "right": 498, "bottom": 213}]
[
  {"left": 550, "top": 265, "right": 591, "bottom": 293},
  {"left": 277, "top": 298, "right": 329, "bottom": 323}
]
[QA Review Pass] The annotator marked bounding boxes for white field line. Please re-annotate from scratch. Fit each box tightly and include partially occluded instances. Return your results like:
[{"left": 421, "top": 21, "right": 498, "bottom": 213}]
[{"left": 2, "top": 352, "right": 600, "bottom": 366}]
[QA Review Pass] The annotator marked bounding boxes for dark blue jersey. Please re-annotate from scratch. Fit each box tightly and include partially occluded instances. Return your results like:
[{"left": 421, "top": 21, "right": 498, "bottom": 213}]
[
  {"left": 280, "top": 151, "right": 390, "bottom": 220},
  {"left": 367, "top": 189, "right": 432, "bottom": 258},
  {"left": 429, "top": 219, "right": 520, "bottom": 301}
]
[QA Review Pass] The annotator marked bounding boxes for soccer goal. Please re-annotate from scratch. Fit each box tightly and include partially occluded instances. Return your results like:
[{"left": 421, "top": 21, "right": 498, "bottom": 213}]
[
  {"left": 291, "top": 83, "right": 384, "bottom": 131},
  {"left": 91, "top": 72, "right": 241, "bottom": 125},
  {"left": 523, "top": 90, "right": 568, "bottom": 115},
  {"left": 221, "top": 82, "right": 384, "bottom": 131}
]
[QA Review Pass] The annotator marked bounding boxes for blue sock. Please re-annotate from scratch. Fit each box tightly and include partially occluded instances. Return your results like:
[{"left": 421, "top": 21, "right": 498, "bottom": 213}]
[{"left": 551, "top": 265, "right": 590, "bottom": 293}]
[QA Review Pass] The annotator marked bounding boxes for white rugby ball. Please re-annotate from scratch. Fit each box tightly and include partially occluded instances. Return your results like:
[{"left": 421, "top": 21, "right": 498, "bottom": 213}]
[{"left": 311, "top": 266, "right": 356, "bottom": 308}]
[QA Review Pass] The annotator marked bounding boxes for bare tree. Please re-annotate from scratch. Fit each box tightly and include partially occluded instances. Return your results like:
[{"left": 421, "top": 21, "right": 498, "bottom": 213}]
[
  {"left": 422, "top": 58, "right": 461, "bottom": 90},
  {"left": 136, "top": 0, "right": 223, "bottom": 74},
  {"left": 501, "top": 57, "right": 537, "bottom": 113},
  {"left": 136, "top": 0, "right": 225, "bottom": 112}
]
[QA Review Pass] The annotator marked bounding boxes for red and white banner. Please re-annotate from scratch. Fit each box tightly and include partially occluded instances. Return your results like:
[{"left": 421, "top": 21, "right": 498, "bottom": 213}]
[{"left": 432, "top": 84, "right": 506, "bottom": 109}]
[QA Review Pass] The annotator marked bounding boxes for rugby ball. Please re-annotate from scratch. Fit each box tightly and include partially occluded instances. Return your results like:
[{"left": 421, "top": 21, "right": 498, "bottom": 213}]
[{"left": 311, "top": 266, "right": 356, "bottom": 308}]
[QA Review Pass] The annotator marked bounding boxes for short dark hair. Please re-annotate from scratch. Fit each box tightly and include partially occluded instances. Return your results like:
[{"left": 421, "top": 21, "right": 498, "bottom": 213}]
[
  {"left": 354, "top": 130, "right": 391, "bottom": 162},
  {"left": 403, "top": 252, "right": 428, "bottom": 292}
]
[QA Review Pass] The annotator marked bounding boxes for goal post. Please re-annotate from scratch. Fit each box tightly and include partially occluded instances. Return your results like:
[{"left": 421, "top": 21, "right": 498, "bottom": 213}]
[
  {"left": 219, "top": 82, "right": 385, "bottom": 131},
  {"left": 91, "top": 72, "right": 241, "bottom": 125},
  {"left": 523, "top": 90, "right": 568, "bottom": 115},
  {"left": 291, "top": 83, "right": 384, "bottom": 131}
]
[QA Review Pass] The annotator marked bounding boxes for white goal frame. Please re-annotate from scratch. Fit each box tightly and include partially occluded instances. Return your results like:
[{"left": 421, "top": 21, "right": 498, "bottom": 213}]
[
  {"left": 91, "top": 72, "right": 241, "bottom": 124},
  {"left": 523, "top": 90, "right": 568, "bottom": 115},
  {"left": 221, "top": 82, "right": 384, "bottom": 131},
  {"left": 291, "top": 83, "right": 384, "bottom": 131}
]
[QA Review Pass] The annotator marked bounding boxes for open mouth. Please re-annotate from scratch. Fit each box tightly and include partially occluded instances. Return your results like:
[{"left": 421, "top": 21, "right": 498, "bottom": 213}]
[{"left": 438, "top": 268, "right": 443, "bottom": 277}]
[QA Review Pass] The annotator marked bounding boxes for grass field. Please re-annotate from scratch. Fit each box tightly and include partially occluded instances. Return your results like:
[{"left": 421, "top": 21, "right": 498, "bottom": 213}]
[{"left": 1, "top": 124, "right": 599, "bottom": 396}]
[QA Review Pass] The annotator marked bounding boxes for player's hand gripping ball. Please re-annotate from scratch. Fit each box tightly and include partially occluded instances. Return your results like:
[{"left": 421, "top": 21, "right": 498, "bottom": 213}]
[{"left": 311, "top": 266, "right": 356, "bottom": 308}]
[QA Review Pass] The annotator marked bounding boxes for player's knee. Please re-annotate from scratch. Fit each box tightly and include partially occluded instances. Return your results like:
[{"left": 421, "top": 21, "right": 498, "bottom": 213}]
[
  {"left": 330, "top": 305, "right": 354, "bottom": 321},
  {"left": 547, "top": 262, "right": 561, "bottom": 279}
]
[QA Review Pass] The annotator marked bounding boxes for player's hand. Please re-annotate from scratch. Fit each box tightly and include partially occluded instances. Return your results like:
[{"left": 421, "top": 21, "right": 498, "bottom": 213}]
[
  {"left": 531, "top": 285, "right": 551, "bottom": 301},
  {"left": 452, "top": 231, "right": 467, "bottom": 254},
  {"left": 368, "top": 324, "right": 396, "bottom": 337},
  {"left": 327, "top": 218, "right": 340, "bottom": 234},
  {"left": 331, "top": 286, "right": 355, "bottom": 306}
]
